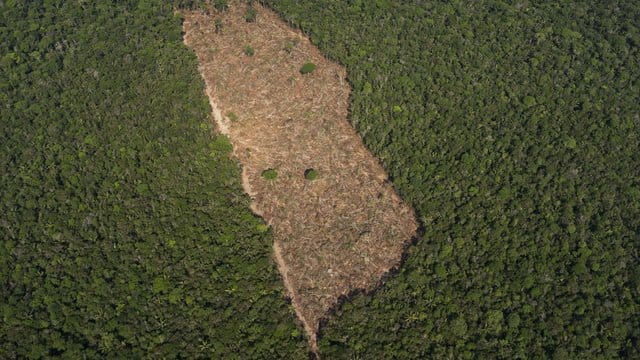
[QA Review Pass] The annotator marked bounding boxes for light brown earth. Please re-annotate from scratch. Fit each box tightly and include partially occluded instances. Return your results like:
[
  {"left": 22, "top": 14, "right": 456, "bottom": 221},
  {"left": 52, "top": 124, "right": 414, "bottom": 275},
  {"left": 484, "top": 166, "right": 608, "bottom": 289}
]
[{"left": 182, "top": 2, "right": 417, "bottom": 354}]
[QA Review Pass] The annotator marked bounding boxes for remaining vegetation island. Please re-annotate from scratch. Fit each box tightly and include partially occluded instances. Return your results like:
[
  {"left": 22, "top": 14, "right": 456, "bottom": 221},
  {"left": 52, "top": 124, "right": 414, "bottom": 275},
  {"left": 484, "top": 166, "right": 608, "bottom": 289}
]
[{"left": 1, "top": 0, "right": 638, "bottom": 359}]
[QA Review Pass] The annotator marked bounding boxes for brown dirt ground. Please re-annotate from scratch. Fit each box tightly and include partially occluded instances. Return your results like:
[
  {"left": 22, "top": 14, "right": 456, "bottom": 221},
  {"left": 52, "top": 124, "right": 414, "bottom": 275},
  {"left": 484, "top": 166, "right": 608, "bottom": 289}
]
[{"left": 182, "top": 2, "right": 417, "bottom": 354}]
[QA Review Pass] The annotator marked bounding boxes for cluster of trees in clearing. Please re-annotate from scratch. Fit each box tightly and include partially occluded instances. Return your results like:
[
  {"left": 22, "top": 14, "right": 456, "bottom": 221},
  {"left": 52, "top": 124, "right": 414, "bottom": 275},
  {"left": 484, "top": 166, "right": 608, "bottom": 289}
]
[
  {"left": 264, "top": 0, "right": 640, "bottom": 358},
  {"left": 1, "top": 0, "right": 638, "bottom": 358},
  {"left": 1, "top": 1, "right": 307, "bottom": 358}
]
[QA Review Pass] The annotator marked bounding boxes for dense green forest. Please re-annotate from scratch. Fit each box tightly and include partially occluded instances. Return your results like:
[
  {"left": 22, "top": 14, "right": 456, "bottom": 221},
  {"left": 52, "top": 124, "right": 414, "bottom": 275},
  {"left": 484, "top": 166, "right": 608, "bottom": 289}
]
[
  {"left": 0, "top": 1, "right": 307, "bottom": 358},
  {"left": 2, "top": 0, "right": 639, "bottom": 358},
  {"left": 264, "top": 0, "right": 640, "bottom": 358}
]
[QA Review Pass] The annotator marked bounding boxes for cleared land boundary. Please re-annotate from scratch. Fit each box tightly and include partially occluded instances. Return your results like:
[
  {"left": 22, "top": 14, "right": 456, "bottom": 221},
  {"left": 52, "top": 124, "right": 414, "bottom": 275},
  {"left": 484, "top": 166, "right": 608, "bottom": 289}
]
[{"left": 183, "top": 2, "right": 417, "bottom": 354}]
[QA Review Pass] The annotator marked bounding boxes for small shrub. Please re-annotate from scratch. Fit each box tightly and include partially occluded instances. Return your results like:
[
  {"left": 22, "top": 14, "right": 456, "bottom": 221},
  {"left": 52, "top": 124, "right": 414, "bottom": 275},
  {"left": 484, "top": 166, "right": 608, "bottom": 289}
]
[
  {"left": 304, "top": 168, "right": 319, "bottom": 180},
  {"left": 261, "top": 169, "right": 278, "bottom": 180},
  {"left": 244, "top": 45, "right": 255, "bottom": 56},
  {"left": 244, "top": 7, "right": 257, "bottom": 22},
  {"left": 284, "top": 37, "right": 300, "bottom": 53},
  {"left": 300, "top": 62, "right": 316, "bottom": 74},
  {"left": 226, "top": 112, "right": 238, "bottom": 122},
  {"left": 214, "top": 18, "right": 223, "bottom": 33}
]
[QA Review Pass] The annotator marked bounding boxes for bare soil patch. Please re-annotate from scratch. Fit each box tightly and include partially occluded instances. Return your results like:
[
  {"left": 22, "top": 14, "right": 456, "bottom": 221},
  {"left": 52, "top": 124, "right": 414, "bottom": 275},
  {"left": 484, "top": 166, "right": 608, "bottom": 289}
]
[{"left": 183, "top": 2, "right": 417, "bottom": 354}]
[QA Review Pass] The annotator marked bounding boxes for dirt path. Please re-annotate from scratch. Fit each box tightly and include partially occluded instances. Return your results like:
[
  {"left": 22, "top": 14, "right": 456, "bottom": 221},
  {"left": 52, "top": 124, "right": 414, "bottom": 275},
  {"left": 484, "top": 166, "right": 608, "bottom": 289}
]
[
  {"left": 183, "top": 2, "right": 417, "bottom": 356},
  {"left": 201, "top": 54, "right": 318, "bottom": 352},
  {"left": 272, "top": 240, "right": 319, "bottom": 352}
]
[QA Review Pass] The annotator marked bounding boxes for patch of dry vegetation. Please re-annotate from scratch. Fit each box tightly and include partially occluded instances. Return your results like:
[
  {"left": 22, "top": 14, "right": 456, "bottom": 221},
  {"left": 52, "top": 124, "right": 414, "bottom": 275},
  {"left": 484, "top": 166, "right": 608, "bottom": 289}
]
[{"left": 182, "top": 2, "right": 417, "bottom": 352}]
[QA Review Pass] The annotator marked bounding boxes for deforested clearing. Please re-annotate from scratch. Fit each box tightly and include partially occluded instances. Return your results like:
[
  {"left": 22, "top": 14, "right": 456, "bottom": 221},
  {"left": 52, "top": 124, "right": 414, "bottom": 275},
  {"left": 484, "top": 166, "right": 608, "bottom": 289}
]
[{"left": 182, "top": 2, "right": 417, "bottom": 353}]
